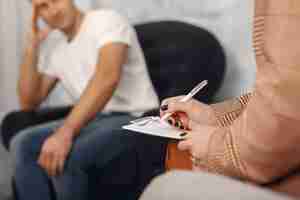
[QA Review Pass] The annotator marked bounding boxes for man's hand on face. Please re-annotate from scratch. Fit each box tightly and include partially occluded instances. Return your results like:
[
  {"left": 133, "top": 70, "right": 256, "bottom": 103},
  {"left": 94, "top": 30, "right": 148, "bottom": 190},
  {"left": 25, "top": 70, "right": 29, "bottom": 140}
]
[
  {"left": 28, "top": 5, "right": 52, "bottom": 49},
  {"left": 38, "top": 126, "right": 74, "bottom": 177}
]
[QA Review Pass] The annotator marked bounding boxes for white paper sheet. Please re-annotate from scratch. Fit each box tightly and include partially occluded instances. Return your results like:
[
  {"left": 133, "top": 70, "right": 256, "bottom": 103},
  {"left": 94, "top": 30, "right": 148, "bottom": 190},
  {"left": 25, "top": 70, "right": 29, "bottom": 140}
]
[{"left": 122, "top": 118, "right": 184, "bottom": 139}]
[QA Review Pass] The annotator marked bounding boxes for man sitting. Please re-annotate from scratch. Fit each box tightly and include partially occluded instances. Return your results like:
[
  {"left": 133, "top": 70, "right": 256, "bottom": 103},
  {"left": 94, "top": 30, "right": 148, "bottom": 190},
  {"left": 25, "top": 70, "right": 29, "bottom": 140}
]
[{"left": 6, "top": 0, "right": 159, "bottom": 199}]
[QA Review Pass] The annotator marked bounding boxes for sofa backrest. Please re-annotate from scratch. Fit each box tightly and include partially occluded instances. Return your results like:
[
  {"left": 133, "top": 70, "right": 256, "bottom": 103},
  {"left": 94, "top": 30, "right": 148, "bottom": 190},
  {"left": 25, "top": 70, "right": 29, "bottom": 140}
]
[{"left": 135, "top": 21, "right": 225, "bottom": 103}]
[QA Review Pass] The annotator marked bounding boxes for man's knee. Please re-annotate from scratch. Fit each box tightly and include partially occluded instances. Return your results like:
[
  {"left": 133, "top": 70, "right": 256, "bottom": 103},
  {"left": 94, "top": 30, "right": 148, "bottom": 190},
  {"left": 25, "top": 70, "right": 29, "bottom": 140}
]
[{"left": 10, "top": 128, "right": 44, "bottom": 164}]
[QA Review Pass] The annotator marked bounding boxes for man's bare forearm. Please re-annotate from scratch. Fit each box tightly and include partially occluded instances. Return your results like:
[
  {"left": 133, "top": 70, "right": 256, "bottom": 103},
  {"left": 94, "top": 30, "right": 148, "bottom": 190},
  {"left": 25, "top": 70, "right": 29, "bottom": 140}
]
[
  {"left": 18, "top": 45, "right": 43, "bottom": 110},
  {"left": 61, "top": 69, "right": 120, "bottom": 138},
  {"left": 58, "top": 43, "right": 127, "bottom": 138}
]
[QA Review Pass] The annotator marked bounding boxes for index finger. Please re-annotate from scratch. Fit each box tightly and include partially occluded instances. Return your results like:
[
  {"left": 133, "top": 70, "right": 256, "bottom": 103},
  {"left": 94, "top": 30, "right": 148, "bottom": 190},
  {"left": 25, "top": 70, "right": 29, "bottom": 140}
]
[{"left": 161, "top": 96, "right": 185, "bottom": 107}]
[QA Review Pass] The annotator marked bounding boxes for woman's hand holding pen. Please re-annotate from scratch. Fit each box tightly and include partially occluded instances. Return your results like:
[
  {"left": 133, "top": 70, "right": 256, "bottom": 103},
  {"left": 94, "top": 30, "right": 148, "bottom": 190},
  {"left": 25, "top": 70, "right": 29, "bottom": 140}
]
[
  {"left": 160, "top": 96, "right": 219, "bottom": 171},
  {"left": 160, "top": 96, "right": 218, "bottom": 130}
]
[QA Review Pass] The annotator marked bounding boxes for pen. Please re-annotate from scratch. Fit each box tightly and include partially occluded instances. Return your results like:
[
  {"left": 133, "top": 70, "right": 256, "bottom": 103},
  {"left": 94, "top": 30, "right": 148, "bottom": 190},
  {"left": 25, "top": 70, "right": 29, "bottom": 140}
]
[{"left": 160, "top": 80, "right": 208, "bottom": 122}]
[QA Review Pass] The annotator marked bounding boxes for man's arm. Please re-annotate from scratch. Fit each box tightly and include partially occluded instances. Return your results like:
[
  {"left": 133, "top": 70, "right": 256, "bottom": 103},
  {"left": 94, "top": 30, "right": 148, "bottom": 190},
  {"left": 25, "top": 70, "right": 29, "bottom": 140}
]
[
  {"left": 18, "top": 5, "right": 57, "bottom": 111},
  {"left": 36, "top": 42, "right": 128, "bottom": 177},
  {"left": 61, "top": 42, "right": 128, "bottom": 136},
  {"left": 18, "top": 45, "right": 57, "bottom": 111}
]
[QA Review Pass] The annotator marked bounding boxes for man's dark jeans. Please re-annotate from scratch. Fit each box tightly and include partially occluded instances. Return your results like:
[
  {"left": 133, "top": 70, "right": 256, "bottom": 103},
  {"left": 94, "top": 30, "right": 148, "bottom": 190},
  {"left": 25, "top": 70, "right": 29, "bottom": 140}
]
[{"left": 7, "top": 112, "right": 141, "bottom": 200}]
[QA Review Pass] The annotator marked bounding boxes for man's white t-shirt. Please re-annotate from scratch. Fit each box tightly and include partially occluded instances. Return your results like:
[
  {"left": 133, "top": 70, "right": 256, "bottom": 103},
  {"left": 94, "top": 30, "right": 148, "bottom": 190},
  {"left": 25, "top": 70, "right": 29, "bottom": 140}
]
[{"left": 38, "top": 9, "right": 159, "bottom": 116}]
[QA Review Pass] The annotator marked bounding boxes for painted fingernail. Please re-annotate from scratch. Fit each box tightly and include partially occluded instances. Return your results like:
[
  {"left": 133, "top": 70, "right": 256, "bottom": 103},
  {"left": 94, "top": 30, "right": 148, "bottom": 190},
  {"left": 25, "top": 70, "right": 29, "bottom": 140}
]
[
  {"left": 180, "top": 132, "right": 188, "bottom": 137},
  {"left": 180, "top": 125, "right": 185, "bottom": 130},
  {"left": 168, "top": 119, "right": 173, "bottom": 125},
  {"left": 175, "top": 121, "right": 180, "bottom": 128},
  {"left": 160, "top": 104, "right": 168, "bottom": 111}
]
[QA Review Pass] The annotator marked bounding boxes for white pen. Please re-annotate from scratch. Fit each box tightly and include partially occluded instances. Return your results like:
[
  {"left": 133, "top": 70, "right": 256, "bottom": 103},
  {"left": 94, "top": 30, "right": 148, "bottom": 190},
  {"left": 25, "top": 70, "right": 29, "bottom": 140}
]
[{"left": 160, "top": 80, "right": 208, "bottom": 122}]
